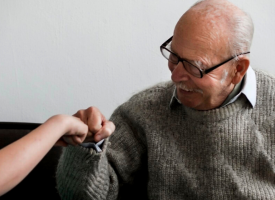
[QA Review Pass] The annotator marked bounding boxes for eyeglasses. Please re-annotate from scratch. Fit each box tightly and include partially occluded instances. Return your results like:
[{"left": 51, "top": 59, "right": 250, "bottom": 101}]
[{"left": 160, "top": 36, "right": 250, "bottom": 78}]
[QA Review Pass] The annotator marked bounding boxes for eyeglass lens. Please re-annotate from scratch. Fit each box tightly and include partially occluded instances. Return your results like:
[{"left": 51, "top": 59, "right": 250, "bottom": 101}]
[{"left": 161, "top": 48, "right": 201, "bottom": 77}]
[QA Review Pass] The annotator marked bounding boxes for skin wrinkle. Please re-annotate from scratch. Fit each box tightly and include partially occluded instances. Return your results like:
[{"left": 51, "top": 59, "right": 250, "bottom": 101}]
[
  {"left": 171, "top": 25, "right": 214, "bottom": 68},
  {"left": 193, "top": 60, "right": 204, "bottom": 71},
  {"left": 170, "top": 40, "right": 210, "bottom": 70}
]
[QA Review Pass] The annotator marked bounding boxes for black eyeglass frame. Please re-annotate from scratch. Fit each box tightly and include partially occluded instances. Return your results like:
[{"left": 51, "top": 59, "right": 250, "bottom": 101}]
[{"left": 160, "top": 36, "right": 250, "bottom": 78}]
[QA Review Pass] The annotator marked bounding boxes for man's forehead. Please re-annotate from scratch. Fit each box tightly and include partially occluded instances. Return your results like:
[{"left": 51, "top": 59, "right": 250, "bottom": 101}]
[
  {"left": 169, "top": 43, "right": 206, "bottom": 70},
  {"left": 173, "top": 11, "right": 230, "bottom": 62},
  {"left": 171, "top": 29, "right": 222, "bottom": 68}
]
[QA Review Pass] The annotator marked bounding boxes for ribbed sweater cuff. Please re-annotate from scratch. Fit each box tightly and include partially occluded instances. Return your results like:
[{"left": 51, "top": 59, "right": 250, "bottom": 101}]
[{"left": 56, "top": 140, "right": 110, "bottom": 200}]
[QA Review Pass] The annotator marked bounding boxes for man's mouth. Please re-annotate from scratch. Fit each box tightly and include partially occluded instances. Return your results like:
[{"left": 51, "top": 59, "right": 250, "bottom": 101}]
[{"left": 175, "top": 82, "right": 203, "bottom": 94}]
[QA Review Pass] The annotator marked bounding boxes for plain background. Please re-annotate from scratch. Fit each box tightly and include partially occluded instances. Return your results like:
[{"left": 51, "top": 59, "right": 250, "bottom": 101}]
[{"left": 0, "top": 0, "right": 274, "bottom": 122}]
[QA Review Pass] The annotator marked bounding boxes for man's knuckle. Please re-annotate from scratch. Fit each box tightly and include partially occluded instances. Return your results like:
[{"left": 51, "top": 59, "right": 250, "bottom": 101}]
[
  {"left": 111, "top": 122, "right": 116, "bottom": 130},
  {"left": 75, "top": 109, "right": 84, "bottom": 117},
  {"left": 104, "top": 127, "right": 114, "bottom": 135},
  {"left": 87, "top": 106, "right": 98, "bottom": 113}
]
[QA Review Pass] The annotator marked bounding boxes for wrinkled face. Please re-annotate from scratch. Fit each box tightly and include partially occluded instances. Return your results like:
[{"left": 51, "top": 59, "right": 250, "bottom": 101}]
[{"left": 170, "top": 11, "right": 235, "bottom": 110}]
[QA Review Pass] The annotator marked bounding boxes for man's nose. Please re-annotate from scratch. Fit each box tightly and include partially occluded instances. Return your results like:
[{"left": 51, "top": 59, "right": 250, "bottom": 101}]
[{"left": 171, "top": 62, "right": 190, "bottom": 82}]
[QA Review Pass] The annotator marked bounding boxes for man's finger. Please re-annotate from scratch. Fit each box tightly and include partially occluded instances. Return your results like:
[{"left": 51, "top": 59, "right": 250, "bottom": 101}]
[
  {"left": 93, "top": 120, "right": 115, "bottom": 142},
  {"left": 83, "top": 131, "right": 95, "bottom": 143},
  {"left": 86, "top": 107, "right": 106, "bottom": 133}
]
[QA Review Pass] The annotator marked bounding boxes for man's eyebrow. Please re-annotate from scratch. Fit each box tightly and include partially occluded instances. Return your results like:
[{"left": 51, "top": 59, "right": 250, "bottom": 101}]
[
  {"left": 171, "top": 49, "right": 206, "bottom": 69},
  {"left": 193, "top": 60, "right": 207, "bottom": 70},
  {"left": 170, "top": 42, "right": 208, "bottom": 69}
]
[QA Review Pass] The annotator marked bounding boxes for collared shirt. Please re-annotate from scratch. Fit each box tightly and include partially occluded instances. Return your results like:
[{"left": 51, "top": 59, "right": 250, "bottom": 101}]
[{"left": 170, "top": 66, "right": 257, "bottom": 108}]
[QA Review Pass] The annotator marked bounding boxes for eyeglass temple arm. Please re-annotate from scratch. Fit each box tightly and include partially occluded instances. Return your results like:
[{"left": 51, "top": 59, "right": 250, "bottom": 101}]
[{"left": 204, "top": 52, "right": 250, "bottom": 74}]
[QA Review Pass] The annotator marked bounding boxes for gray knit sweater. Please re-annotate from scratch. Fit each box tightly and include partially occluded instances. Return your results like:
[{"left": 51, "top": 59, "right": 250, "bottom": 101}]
[{"left": 56, "top": 70, "right": 275, "bottom": 200}]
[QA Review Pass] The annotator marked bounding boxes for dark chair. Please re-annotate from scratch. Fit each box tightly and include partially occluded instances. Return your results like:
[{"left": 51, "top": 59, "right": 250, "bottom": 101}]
[{"left": 0, "top": 122, "right": 62, "bottom": 200}]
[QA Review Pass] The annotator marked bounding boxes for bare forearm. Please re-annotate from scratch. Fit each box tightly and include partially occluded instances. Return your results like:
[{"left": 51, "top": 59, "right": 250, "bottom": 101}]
[{"left": 0, "top": 115, "right": 69, "bottom": 196}]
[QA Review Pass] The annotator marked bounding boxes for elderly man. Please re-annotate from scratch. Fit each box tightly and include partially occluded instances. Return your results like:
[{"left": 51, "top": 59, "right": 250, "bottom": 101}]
[{"left": 56, "top": 0, "right": 275, "bottom": 199}]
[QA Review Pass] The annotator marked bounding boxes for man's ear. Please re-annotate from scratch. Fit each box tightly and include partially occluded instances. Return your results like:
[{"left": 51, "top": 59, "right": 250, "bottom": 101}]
[{"left": 231, "top": 57, "right": 250, "bottom": 85}]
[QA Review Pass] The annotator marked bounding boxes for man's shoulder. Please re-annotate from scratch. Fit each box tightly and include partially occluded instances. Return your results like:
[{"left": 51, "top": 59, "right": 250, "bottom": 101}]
[
  {"left": 253, "top": 68, "right": 275, "bottom": 91},
  {"left": 254, "top": 68, "right": 275, "bottom": 82},
  {"left": 113, "top": 81, "right": 174, "bottom": 115},
  {"left": 253, "top": 68, "right": 275, "bottom": 107},
  {"left": 110, "top": 80, "right": 174, "bottom": 122}
]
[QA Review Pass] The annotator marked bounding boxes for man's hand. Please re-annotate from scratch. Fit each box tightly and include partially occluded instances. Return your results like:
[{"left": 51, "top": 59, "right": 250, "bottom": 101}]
[{"left": 73, "top": 107, "right": 115, "bottom": 143}]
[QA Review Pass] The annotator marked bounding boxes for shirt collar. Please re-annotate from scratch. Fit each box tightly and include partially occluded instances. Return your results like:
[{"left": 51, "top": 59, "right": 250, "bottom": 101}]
[{"left": 169, "top": 66, "right": 257, "bottom": 108}]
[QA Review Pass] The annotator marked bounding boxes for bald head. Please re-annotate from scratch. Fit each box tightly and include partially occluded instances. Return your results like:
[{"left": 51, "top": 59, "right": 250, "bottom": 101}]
[{"left": 174, "top": 0, "right": 254, "bottom": 59}]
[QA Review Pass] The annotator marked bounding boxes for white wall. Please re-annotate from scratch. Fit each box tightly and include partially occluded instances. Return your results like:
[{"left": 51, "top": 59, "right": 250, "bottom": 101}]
[{"left": 0, "top": 0, "right": 274, "bottom": 122}]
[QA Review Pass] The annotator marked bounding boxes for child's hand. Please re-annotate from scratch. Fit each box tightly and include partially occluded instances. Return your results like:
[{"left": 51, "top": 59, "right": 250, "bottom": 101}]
[{"left": 49, "top": 115, "right": 88, "bottom": 147}]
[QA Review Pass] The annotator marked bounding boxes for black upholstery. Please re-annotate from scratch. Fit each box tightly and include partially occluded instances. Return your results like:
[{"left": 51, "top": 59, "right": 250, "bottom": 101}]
[{"left": 0, "top": 122, "right": 62, "bottom": 200}]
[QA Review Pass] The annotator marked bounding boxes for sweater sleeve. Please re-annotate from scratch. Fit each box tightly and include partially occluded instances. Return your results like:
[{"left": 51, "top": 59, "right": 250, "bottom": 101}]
[{"left": 56, "top": 105, "right": 148, "bottom": 200}]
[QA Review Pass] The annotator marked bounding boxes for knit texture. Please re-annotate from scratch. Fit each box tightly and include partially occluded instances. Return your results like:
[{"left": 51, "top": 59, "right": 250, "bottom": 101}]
[{"left": 56, "top": 69, "right": 275, "bottom": 200}]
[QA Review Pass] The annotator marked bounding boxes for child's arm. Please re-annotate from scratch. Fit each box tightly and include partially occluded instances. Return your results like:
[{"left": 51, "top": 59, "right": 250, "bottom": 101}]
[{"left": 0, "top": 114, "right": 88, "bottom": 196}]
